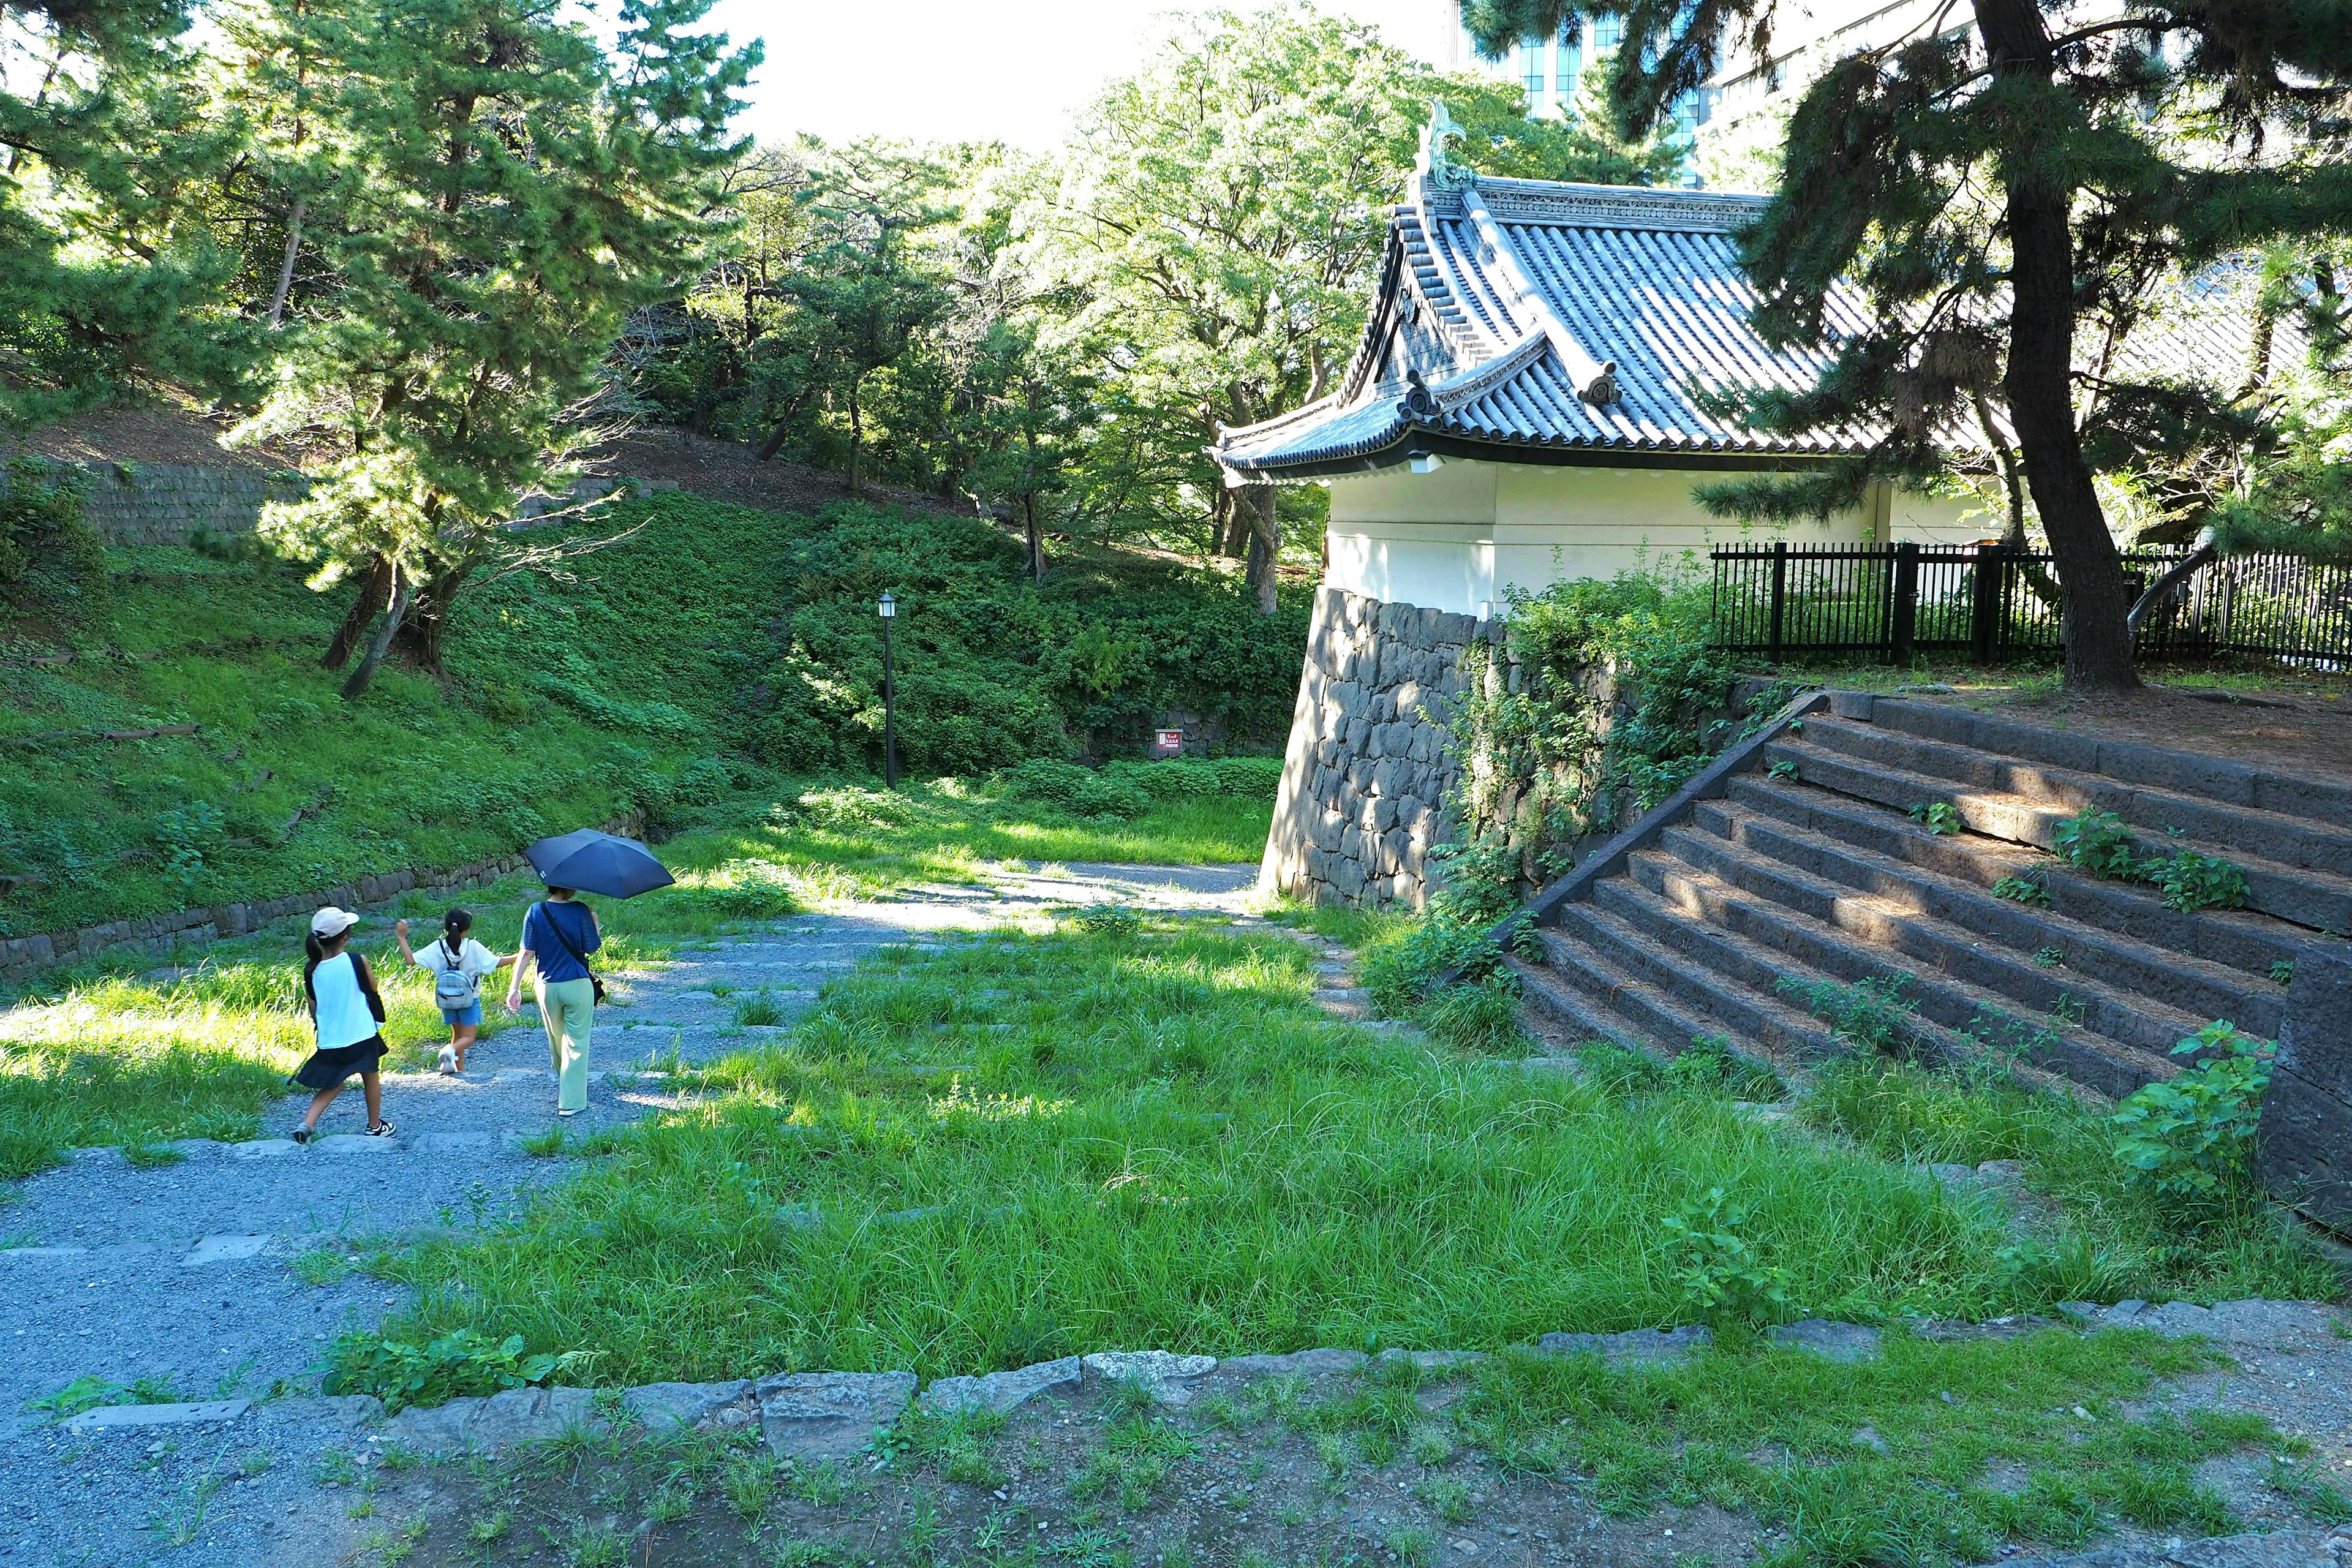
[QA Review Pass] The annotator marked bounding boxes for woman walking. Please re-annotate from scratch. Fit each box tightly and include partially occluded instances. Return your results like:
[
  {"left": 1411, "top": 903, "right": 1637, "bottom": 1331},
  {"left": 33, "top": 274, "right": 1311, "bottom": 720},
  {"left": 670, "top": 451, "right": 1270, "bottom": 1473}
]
[
  {"left": 506, "top": 885, "right": 600, "bottom": 1117},
  {"left": 290, "top": 907, "right": 394, "bottom": 1144},
  {"left": 396, "top": 909, "right": 511, "bottom": 1074}
]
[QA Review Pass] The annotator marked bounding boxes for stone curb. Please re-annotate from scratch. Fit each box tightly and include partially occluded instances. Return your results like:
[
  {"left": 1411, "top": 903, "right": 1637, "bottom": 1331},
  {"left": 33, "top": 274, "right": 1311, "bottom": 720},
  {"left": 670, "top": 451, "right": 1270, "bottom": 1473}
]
[{"left": 48, "top": 1299, "right": 2343, "bottom": 1457}]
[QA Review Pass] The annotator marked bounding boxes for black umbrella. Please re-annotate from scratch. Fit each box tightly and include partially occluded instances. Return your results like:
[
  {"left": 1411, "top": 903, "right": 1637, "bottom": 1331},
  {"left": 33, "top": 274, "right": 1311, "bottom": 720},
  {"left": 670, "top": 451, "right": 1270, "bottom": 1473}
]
[{"left": 523, "top": 829, "right": 676, "bottom": 899}]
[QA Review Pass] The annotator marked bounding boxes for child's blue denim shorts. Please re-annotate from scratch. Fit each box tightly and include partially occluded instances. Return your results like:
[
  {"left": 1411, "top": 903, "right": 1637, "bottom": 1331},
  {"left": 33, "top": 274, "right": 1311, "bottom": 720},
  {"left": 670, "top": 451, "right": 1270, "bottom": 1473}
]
[{"left": 440, "top": 1001, "right": 483, "bottom": 1028}]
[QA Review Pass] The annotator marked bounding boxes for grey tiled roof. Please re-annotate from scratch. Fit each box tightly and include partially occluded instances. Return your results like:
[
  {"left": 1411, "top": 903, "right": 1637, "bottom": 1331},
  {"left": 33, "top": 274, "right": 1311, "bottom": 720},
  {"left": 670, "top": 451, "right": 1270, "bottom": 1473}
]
[{"left": 1213, "top": 170, "right": 2270, "bottom": 478}]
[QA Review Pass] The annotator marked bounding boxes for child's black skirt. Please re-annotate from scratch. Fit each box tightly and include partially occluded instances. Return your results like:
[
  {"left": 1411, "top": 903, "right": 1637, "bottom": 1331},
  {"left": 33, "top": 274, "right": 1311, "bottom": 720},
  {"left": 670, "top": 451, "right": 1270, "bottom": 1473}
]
[{"left": 292, "top": 1036, "right": 388, "bottom": 1090}]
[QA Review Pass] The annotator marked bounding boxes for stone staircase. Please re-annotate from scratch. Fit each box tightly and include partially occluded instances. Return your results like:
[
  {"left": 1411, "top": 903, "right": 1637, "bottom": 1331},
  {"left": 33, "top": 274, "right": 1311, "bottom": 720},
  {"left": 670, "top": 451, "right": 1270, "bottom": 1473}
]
[{"left": 1512, "top": 695, "right": 2352, "bottom": 1099}]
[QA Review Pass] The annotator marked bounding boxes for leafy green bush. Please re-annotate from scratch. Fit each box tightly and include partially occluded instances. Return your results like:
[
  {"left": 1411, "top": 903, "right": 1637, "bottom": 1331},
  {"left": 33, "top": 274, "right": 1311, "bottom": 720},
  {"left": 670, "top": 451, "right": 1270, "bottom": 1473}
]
[
  {"left": 999, "top": 760, "right": 1153, "bottom": 819},
  {"left": 1907, "top": 801, "right": 1964, "bottom": 835},
  {"left": 2144, "top": 848, "right": 2251, "bottom": 914},
  {"left": 1359, "top": 914, "right": 1509, "bottom": 1017},
  {"left": 1992, "top": 872, "right": 2051, "bottom": 907},
  {"left": 1069, "top": 904, "right": 1142, "bottom": 938},
  {"left": 2110, "top": 1022, "right": 2274, "bottom": 1200},
  {"left": 687, "top": 859, "right": 802, "bottom": 919},
  {"left": 320, "top": 1328, "right": 586, "bottom": 1413},
  {"left": 0, "top": 459, "right": 102, "bottom": 594},
  {"left": 1659, "top": 1186, "right": 1793, "bottom": 1328},
  {"left": 2051, "top": 809, "right": 2140, "bottom": 879},
  {"left": 997, "top": 756, "right": 1284, "bottom": 821}
]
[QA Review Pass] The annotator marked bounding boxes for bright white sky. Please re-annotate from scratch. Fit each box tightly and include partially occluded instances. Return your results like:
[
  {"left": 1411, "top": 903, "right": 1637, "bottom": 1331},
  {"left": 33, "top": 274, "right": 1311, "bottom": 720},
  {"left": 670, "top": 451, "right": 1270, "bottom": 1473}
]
[{"left": 704, "top": 0, "right": 1469, "bottom": 151}]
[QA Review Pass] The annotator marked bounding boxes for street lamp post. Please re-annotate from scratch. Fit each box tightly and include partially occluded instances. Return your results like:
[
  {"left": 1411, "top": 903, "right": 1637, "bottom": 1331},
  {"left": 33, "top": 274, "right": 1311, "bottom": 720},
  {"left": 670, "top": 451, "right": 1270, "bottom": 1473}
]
[{"left": 878, "top": 592, "right": 897, "bottom": 790}]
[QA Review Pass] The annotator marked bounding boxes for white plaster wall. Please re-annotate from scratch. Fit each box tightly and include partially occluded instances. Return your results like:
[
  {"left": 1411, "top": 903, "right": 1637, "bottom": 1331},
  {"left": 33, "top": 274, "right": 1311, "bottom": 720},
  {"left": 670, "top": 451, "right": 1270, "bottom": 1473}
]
[{"left": 1324, "top": 459, "right": 1986, "bottom": 614}]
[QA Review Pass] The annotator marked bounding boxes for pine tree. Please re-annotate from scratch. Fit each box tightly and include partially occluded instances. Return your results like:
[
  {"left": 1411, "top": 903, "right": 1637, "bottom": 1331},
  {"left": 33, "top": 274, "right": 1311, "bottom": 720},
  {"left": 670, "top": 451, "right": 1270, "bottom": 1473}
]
[
  {"left": 227, "top": 0, "right": 756, "bottom": 695},
  {"left": 0, "top": 0, "right": 251, "bottom": 422},
  {"left": 1458, "top": 0, "right": 2352, "bottom": 691}
]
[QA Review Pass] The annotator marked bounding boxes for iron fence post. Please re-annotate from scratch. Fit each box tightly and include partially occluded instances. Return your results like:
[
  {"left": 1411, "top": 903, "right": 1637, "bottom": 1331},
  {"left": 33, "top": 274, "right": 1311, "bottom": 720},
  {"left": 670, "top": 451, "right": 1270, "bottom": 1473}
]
[
  {"left": 1890, "top": 541, "right": 1920, "bottom": 665},
  {"left": 1768, "top": 540, "right": 1787, "bottom": 661},
  {"left": 1969, "top": 540, "right": 2003, "bottom": 664}
]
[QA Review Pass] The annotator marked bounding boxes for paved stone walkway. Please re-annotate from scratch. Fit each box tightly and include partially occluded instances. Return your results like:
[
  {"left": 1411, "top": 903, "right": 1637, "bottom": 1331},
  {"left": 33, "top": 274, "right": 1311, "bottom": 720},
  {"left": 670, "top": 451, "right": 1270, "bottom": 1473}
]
[{"left": 0, "top": 862, "right": 1257, "bottom": 1568}]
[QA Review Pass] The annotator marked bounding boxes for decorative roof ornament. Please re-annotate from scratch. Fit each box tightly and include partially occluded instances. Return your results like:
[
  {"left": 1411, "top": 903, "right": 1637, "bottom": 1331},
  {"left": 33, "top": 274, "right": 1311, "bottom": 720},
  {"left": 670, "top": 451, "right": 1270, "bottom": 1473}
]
[{"left": 1415, "top": 100, "right": 1477, "bottom": 192}]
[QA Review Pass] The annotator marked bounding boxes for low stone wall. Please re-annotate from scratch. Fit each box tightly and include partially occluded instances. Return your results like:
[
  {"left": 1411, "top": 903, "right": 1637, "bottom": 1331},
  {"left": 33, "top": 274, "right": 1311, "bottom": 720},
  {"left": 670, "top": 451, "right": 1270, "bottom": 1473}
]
[
  {"left": 2257, "top": 948, "right": 2352, "bottom": 1235},
  {"left": 28, "top": 460, "right": 311, "bottom": 547},
  {"left": 1259, "top": 586, "right": 1498, "bottom": 909},
  {"left": 0, "top": 810, "right": 644, "bottom": 986}
]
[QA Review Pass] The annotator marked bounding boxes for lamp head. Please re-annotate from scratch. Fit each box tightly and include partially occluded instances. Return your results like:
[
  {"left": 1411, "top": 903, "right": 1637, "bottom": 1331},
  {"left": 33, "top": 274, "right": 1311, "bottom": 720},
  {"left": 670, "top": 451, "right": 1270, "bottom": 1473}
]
[{"left": 878, "top": 592, "right": 896, "bottom": 619}]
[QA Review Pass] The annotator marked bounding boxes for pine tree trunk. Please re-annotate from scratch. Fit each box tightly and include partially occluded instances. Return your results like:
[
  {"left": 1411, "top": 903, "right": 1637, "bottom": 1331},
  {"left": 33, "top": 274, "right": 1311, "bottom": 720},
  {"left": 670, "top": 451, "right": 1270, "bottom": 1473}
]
[
  {"left": 1024, "top": 494, "right": 1046, "bottom": 581},
  {"left": 268, "top": 199, "right": 306, "bottom": 328},
  {"left": 846, "top": 386, "right": 865, "bottom": 497},
  {"left": 391, "top": 565, "right": 469, "bottom": 677},
  {"left": 323, "top": 556, "right": 393, "bottom": 670},
  {"left": 341, "top": 568, "right": 410, "bottom": 701},
  {"left": 1977, "top": 0, "right": 2139, "bottom": 692},
  {"left": 1236, "top": 483, "right": 1280, "bottom": 615}
]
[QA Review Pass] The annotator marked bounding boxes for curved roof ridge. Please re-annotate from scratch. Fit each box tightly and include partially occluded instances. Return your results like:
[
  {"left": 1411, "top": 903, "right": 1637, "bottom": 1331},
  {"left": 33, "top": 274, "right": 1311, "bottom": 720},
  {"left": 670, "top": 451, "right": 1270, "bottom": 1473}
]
[
  {"left": 1457, "top": 183, "right": 1621, "bottom": 407},
  {"left": 1472, "top": 178, "right": 1771, "bottom": 234}
]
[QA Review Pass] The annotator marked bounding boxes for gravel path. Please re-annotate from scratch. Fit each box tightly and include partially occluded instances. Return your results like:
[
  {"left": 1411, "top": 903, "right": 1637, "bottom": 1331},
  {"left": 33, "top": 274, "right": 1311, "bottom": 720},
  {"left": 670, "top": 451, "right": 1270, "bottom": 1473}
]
[{"left": 0, "top": 862, "right": 1257, "bottom": 1568}]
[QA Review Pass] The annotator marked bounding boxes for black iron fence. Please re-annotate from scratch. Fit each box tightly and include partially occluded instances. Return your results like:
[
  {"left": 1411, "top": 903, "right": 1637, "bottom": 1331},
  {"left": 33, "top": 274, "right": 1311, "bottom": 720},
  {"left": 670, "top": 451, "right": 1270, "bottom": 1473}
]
[{"left": 1708, "top": 541, "right": 2352, "bottom": 665}]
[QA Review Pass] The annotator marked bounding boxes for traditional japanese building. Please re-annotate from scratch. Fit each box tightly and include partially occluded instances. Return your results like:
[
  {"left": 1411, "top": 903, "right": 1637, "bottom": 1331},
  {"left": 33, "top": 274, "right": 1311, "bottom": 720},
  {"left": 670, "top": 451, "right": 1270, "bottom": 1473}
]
[{"left": 1215, "top": 111, "right": 1992, "bottom": 908}]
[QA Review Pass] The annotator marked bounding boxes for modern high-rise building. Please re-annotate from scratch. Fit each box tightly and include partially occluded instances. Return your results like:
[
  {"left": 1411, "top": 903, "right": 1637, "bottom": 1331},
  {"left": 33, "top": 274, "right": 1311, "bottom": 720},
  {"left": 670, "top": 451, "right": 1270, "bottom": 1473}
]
[{"left": 1434, "top": 1, "right": 1979, "bottom": 179}]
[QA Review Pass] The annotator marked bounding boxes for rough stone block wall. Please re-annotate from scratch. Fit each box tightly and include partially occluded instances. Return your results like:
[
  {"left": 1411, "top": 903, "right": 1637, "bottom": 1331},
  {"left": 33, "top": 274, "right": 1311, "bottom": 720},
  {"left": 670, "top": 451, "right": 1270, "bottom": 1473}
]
[
  {"left": 28, "top": 460, "right": 311, "bottom": 547},
  {"left": 1259, "top": 587, "right": 1499, "bottom": 909}
]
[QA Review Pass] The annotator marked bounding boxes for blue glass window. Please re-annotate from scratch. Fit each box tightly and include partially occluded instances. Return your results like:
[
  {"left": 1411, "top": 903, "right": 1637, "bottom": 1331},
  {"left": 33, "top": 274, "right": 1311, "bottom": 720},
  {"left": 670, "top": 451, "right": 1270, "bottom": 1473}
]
[
  {"left": 1556, "top": 19, "right": 1583, "bottom": 92},
  {"left": 1519, "top": 35, "right": 1546, "bottom": 94},
  {"left": 1590, "top": 14, "right": 1623, "bottom": 48}
]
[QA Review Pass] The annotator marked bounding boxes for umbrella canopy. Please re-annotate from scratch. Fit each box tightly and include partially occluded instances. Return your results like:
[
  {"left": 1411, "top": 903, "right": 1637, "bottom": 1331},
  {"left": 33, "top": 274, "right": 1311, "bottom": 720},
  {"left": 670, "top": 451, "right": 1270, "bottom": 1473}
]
[{"left": 523, "top": 829, "right": 675, "bottom": 899}]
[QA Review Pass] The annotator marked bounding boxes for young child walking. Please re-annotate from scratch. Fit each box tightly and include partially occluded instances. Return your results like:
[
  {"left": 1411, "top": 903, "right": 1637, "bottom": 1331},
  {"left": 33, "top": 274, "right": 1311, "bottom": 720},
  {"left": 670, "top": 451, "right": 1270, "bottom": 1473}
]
[
  {"left": 396, "top": 908, "right": 511, "bottom": 1074},
  {"left": 290, "top": 906, "right": 394, "bottom": 1144}
]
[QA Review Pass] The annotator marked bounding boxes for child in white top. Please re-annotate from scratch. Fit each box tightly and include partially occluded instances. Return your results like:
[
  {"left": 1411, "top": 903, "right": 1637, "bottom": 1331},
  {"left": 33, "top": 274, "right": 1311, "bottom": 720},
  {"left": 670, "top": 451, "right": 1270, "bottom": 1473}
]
[{"left": 396, "top": 908, "right": 513, "bottom": 1074}]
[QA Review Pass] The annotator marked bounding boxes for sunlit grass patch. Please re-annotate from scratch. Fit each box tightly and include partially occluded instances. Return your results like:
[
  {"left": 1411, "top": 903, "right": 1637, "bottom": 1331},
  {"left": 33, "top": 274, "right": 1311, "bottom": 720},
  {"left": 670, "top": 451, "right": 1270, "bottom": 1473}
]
[
  {"left": 0, "top": 984, "right": 306, "bottom": 1176},
  {"left": 377, "top": 921, "right": 2046, "bottom": 1386}
]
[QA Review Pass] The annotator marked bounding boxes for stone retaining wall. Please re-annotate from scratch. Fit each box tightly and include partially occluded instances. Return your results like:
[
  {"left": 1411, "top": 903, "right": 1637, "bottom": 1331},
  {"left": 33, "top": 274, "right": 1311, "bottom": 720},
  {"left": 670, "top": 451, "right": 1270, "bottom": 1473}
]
[
  {"left": 0, "top": 810, "right": 644, "bottom": 986},
  {"left": 1259, "top": 586, "right": 1499, "bottom": 910},
  {"left": 31, "top": 460, "right": 311, "bottom": 547}
]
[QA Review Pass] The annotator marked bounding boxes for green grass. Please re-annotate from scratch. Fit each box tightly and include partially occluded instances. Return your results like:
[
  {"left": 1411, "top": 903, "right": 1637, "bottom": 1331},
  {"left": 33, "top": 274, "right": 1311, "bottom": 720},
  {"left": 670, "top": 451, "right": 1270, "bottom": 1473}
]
[
  {"left": 1436, "top": 1333, "right": 2261, "bottom": 1566},
  {"left": 379, "top": 919, "right": 2136, "bottom": 1386},
  {"left": 1798, "top": 1056, "right": 2336, "bottom": 1302},
  {"left": 0, "top": 494, "right": 1298, "bottom": 941}
]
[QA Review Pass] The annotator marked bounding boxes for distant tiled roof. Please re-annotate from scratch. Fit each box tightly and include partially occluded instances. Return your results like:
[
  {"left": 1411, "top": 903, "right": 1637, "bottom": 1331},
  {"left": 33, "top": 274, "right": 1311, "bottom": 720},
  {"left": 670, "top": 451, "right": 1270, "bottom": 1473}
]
[{"left": 1213, "top": 164, "right": 2272, "bottom": 479}]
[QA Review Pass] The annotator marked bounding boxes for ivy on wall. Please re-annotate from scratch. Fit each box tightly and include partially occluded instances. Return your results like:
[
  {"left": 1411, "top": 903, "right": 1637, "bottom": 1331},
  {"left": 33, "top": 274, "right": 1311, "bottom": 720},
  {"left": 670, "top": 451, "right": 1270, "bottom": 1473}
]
[{"left": 1434, "top": 572, "right": 1763, "bottom": 918}]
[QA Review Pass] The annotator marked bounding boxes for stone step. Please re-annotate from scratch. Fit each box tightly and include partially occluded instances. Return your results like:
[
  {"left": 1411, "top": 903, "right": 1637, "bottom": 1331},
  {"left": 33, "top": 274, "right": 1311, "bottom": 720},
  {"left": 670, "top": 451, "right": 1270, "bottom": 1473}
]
[
  {"left": 1796, "top": 715, "right": 2352, "bottom": 877},
  {"left": 1767, "top": 736, "right": 2352, "bottom": 934},
  {"left": 1722, "top": 775, "right": 2311, "bottom": 983},
  {"left": 1616, "top": 846, "right": 2174, "bottom": 1099},
  {"left": 1540, "top": 910, "right": 1853, "bottom": 1066},
  {"left": 1866, "top": 696, "right": 2352, "bottom": 826},
  {"left": 1681, "top": 802, "right": 2282, "bottom": 1039},
  {"left": 1509, "top": 932, "right": 1706, "bottom": 1060}
]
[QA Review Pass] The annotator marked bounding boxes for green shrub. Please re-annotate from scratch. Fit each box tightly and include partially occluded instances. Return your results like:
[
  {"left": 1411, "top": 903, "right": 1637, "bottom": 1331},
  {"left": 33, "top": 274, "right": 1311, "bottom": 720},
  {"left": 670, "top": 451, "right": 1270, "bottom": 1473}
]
[
  {"left": 2144, "top": 848, "right": 2250, "bottom": 914},
  {"left": 1908, "top": 801, "right": 1964, "bottom": 835},
  {"left": 0, "top": 458, "right": 101, "bottom": 594},
  {"left": 2051, "top": 809, "right": 2140, "bottom": 879},
  {"left": 320, "top": 1328, "right": 586, "bottom": 1413},
  {"left": 2110, "top": 1022, "right": 2274, "bottom": 1200},
  {"left": 1359, "top": 914, "right": 1509, "bottom": 1016},
  {"left": 1992, "top": 873, "right": 2051, "bottom": 907},
  {"left": 1659, "top": 1186, "right": 1793, "bottom": 1328},
  {"left": 998, "top": 760, "right": 1152, "bottom": 820},
  {"left": 1070, "top": 904, "right": 1142, "bottom": 938}
]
